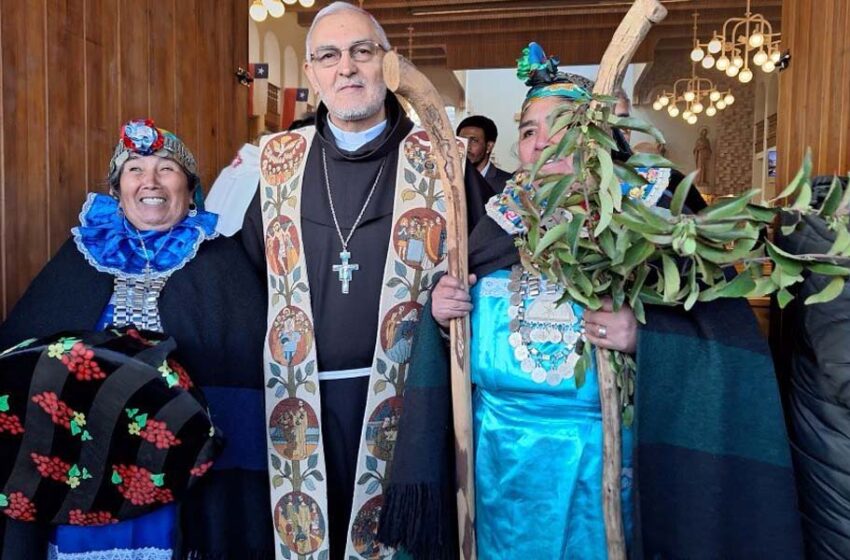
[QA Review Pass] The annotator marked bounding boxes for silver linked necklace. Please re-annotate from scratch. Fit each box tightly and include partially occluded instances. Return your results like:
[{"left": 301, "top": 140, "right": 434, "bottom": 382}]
[
  {"left": 321, "top": 147, "right": 385, "bottom": 294},
  {"left": 507, "top": 264, "right": 584, "bottom": 386},
  {"left": 111, "top": 226, "right": 174, "bottom": 332}
]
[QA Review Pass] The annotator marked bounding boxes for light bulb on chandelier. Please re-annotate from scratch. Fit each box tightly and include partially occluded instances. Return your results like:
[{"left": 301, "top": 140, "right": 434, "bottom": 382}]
[
  {"left": 266, "top": 0, "right": 285, "bottom": 17},
  {"left": 690, "top": 48, "right": 705, "bottom": 62},
  {"left": 732, "top": 55, "right": 744, "bottom": 68},
  {"left": 769, "top": 50, "right": 782, "bottom": 64},
  {"left": 683, "top": 110, "right": 693, "bottom": 120},
  {"left": 748, "top": 31, "right": 765, "bottom": 48},
  {"left": 706, "top": 106, "right": 717, "bottom": 117},
  {"left": 709, "top": 90, "right": 721, "bottom": 102},
  {"left": 299, "top": 0, "right": 316, "bottom": 7},
  {"left": 283, "top": 0, "right": 297, "bottom": 3},
  {"left": 668, "top": 106, "right": 680, "bottom": 117},
  {"left": 715, "top": 56, "right": 730, "bottom": 71},
  {"left": 724, "top": 93, "right": 735, "bottom": 106},
  {"left": 687, "top": 115, "right": 698, "bottom": 125},
  {"left": 725, "top": 65, "right": 740, "bottom": 77},
  {"left": 716, "top": 100, "right": 727, "bottom": 110},
  {"left": 738, "top": 68, "right": 753, "bottom": 83},
  {"left": 659, "top": 96, "right": 670, "bottom": 107},
  {"left": 701, "top": 55, "right": 715, "bottom": 69},
  {"left": 752, "top": 50, "right": 768, "bottom": 66},
  {"left": 692, "top": 102, "right": 704, "bottom": 114},
  {"left": 684, "top": 90, "right": 696, "bottom": 102},
  {"left": 653, "top": 100, "right": 663, "bottom": 111},
  {"left": 708, "top": 38, "right": 723, "bottom": 54},
  {"left": 249, "top": 0, "right": 268, "bottom": 21},
  {"left": 762, "top": 61, "right": 776, "bottom": 73}
]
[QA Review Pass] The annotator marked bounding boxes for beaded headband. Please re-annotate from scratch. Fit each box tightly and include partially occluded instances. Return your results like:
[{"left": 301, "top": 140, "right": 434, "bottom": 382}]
[{"left": 108, "top": 119, "right": 198, "bottom": 178}]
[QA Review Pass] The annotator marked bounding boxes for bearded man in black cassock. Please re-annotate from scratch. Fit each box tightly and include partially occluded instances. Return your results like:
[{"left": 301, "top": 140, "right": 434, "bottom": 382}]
[{"left": 240, "top": 3, "right": 494, "bottom": 559}]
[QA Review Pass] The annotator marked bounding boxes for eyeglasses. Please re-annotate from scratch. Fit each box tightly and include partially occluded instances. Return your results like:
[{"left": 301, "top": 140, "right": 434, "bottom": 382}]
[{"left": 309, "top": 40, "right": 387, "bottom": 68}]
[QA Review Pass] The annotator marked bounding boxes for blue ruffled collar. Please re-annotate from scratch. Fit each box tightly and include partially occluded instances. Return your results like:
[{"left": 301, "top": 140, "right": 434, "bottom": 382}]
[{"left": 71, "top": 193, "right": 219, "bottom": 279}]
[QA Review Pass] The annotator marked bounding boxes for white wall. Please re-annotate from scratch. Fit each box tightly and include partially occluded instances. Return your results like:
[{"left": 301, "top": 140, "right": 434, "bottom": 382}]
[{"left": 252, "top": 11, "right": 313, "bottom": 104}]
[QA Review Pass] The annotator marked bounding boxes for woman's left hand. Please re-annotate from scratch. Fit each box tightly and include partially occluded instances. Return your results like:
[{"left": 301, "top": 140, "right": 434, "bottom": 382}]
[{"left": 583, "top": 297, "right": 637, "bottom": 355}]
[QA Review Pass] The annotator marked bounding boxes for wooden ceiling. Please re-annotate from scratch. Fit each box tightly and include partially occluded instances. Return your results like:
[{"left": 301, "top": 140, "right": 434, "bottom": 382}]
[{"left": 291, "top": 0, "right": 782, "bottom": 69}]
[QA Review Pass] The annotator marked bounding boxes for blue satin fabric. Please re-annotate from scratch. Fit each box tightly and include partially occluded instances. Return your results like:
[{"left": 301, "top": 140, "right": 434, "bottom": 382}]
[
  {"left": 51, "top": 506, "right": 177, "bottom": 557},
  {"left": 471, "top": 270, "right": 633, "bottom": 559},
  {"left": 71, "top": 193, "right": 218, "bottom": 278}
]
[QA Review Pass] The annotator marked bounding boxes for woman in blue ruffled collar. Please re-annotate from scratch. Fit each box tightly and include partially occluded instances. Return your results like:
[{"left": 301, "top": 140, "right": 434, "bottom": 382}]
[
  {"left": 56, "top": 121, "right": 216, "bottom": 559},
  {"left": 0, "top": 120, "right": 274, "bottom": 559}
]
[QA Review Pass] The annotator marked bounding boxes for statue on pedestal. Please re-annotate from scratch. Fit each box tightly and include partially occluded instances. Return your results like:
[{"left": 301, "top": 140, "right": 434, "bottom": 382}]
[{"left": 694, "top": 127, "right": 713, "bottom": 192}]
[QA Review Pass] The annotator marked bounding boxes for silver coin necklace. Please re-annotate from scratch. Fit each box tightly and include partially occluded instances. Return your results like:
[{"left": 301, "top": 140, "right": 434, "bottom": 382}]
[{"left": 507, "top": 264, "right": 586, "bottom": 385}]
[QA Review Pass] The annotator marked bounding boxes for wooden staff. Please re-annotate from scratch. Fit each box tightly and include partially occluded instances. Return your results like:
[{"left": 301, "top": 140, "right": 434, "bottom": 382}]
[
  {"left": 591, "top": 1, "right": 667, "bottom": 558},
  {"left": 383, "top": 51, "right": 477, "bottom": 559}
]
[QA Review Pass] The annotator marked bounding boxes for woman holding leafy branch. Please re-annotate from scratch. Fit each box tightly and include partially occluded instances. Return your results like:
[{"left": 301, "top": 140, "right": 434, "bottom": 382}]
[{"left": 380, "top": 42, "right": 802, "bottom": 560}]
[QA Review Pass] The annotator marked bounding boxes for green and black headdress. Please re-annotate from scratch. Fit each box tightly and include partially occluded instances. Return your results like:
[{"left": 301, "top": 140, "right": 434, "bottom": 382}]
[{"left": 517, "top": 42, "right": 593, "bottom": 107}]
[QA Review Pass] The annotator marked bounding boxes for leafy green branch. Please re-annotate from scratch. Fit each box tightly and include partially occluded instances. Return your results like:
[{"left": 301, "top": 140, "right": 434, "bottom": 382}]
[{"left": 512, "top": 94, "right": 850, "bottom": 424}]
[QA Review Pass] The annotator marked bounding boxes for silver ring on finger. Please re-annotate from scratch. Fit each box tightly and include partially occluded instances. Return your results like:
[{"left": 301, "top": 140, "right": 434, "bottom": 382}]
[{"left": 597, "top": 325, "right": 607, "bottom": 339}]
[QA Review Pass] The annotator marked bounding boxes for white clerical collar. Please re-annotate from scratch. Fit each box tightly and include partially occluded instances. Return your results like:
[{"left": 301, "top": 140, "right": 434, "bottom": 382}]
[
  {"left": 479, "top": 160, "right": 492, "bottom": 178},
  {"left": 327, "top": 118, "right": 388, "bottom": 152}
]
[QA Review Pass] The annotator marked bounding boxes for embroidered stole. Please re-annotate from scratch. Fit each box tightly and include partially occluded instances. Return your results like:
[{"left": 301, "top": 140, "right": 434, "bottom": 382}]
[{"left": 259, "top": 126, "right": 462, "bottom": 559}]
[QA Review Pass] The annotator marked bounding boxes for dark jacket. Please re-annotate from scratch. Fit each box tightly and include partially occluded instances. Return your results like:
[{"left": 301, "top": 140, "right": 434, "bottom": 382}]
[
  {"left": 482, "top": 163, "right": 513, "bottom": 193},
  {"left": 776, "top": 206, "right": 850, "bottom": 559}
]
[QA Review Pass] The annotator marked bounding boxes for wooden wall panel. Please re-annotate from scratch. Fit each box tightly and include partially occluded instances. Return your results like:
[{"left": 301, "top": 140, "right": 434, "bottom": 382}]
[
  {"left": 47, "top": 0, "right": 88, "bottom": 252},
  {"left": 175, "top": 0, "right": 201, "bottom": 166},
  {"left": 2, "top": 0, "right": 50, "bottom": 317},
  {"left": 85, "top": 0, "right": 119, "bottom": 193},
  {"left": 776, "top": 0, "right": 850, "bottom": 192},
  {"left": 149, "top": 0, "right": 177, "bottom": 128},
  {"left": 0, "top": 0, "right": 251, "bottom": 319}
]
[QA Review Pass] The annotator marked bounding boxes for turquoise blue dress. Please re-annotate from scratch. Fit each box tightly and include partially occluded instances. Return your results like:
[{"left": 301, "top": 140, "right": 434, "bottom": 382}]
[{"left": 471, "top": 269, "right": 634, "bottom": 559}]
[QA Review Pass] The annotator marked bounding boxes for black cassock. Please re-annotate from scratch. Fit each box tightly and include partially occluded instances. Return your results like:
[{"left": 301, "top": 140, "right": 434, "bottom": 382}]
[{"left": 242, "top": 94, "right": 494, "bottom": 559}]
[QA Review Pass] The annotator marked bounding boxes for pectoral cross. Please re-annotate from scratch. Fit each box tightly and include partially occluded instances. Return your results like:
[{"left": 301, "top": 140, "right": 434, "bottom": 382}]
[{"left": 332, "top": 250, "right": 359, "bottom": 294}]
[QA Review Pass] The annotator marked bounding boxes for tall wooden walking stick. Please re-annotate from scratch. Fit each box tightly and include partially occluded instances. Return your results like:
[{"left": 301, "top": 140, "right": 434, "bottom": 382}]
[
  {"left": 383, "top": 51, "right": 477, "bottom": 559},
  {"left": 591, "top": 1, "right": 667, "bottom": 558}
]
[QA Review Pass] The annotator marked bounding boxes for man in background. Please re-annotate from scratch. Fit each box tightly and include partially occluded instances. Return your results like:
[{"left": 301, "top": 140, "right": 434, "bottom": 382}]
[{"left": 457, "top": 115, "right": 513, "bottom": 192}]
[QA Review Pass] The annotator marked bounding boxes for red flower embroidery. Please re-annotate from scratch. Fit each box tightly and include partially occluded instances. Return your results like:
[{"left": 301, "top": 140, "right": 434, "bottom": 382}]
[
  {"left": 68, "top": 509, "right": 118, "bottom": 526},
  {"left": 2, "top": 492, "right": 36, "bottom": 521},
  {"left": 0, "top": 413, "right": 24, "bottom": 435},
  {"left": 30, "top": 453, "right": 71, "bottom": 483},
  {"left": 139, "top": 419, "right": 181, "bottom": 449},
  {"left": 190, "top": 461, "right": 213, "bottom": 478},
  {"left": 32, "top": 392, "right": 74, "bottom": 429},
  {"left": 112, "top": 465, "right": 173, "bottom": 506}
]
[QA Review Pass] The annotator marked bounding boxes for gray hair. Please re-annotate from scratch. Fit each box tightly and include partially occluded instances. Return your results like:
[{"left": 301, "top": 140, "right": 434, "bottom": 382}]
[{"left": 305, "top": 1, "right": 391, "bottom": 61}]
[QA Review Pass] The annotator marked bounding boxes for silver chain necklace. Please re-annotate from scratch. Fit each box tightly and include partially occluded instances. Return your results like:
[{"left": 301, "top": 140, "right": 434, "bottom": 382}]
[{"left": 322, "top": 146, "right": 385, "bottom": 294}]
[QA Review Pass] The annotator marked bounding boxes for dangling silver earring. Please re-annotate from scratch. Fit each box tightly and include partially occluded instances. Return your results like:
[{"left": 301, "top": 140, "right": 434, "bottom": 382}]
[{"left": 188, "top": 203, "right": 198, "bottom": 218}]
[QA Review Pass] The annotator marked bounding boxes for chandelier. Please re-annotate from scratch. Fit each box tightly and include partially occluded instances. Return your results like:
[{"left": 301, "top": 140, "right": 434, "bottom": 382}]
[
  {"left": 689, "top": 0, "right": 781, "bottom": 84},
  {"left": 250, "top": 0, "right": 316, "bottom": 22},
  {"left": 652, "top": 14, "right": 734, "bottom": 125}
]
